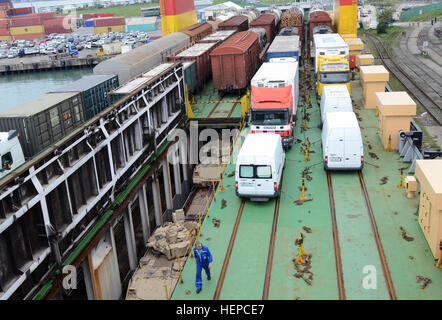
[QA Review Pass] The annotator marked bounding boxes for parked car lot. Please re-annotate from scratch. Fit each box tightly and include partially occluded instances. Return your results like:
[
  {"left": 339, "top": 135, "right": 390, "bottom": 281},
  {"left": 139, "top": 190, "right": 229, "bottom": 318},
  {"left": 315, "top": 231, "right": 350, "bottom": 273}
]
[{"left": 0, "top": 30, "right": 151, "bottom": 59}]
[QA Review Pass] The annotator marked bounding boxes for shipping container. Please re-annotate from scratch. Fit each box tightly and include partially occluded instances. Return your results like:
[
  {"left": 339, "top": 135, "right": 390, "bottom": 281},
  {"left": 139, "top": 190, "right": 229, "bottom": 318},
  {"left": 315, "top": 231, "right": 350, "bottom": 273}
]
[
  {"left": 10, "top": 16, "right": 42, "bottom": 27},
  {"left": 96, "top": 13, "right": 114, "bottom": 18},
  {"left": 309, "top": 10, "right": 333, "bottom": 42},
  {"left": 250, "top": 13, "right": 276, "bottom": 44},
  {"left": 94, "top": 25, "right": 125, "bottom": 34},
  {"left": 12, "top": 33, "right": 45, "bottom": 41},
  {"left": 82, "top": 13, "right": 96, "bottom": 20},
  {"left": 267, "top": 35, "right": 300, "bottom": 61},
  {"left": 110, "top": 77, "right": 151, "bottom": 104},
  {"left": 13, "top": 7, "right": 34, "bottom": 15},
  {"left": 166, "top": 42, "right": 218, "bottom": 88},
  {"left": 50, "top": 74, "right": 119, "bottom": 121},
  {"left": 218, "top": 15, "right": 249, "bottom": 32},
  {"left": 0, "top": 9, "right": 7, "bottom": 18},
  {"left": 197, "top": 29, "right": 236, "bottom": 44},
  {"left": 210, "top": 31, "right": 260, "bottom": 91},
  {"left": 0, "top": 35, "right": 10, "bottom": 41},
  {"left": 83, "top": 19, "right": 95, "bottom": 28},
  {"left": 94, "top": 17, "right": 125, "bottom": 27},
  {"left": 102, "top": 42, "right": 122, "bottom": 55},
  {"left": 44, "top": 18, "right": 71, "bottom": 35},
  {"left": 125, "top": 17, "right": 157, "bottom": 32},
  {"left": 0, "top": 28, "right": 8, "bottom": 36},
  {"left": 10, "top": 25, "right": 44, "bottom": 35},
  {"left": 0, "top": 93, "right": 85, "bottom": 158},
  {"left": 179, "top": 22, "right": 212, "bottom": 43},
  {"left": 24, "top": 12, "right": 55, "bottom": 21}
]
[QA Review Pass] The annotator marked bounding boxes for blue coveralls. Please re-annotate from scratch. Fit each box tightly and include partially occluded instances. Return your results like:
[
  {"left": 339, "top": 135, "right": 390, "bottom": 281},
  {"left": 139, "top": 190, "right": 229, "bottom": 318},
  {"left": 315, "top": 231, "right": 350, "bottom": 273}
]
[{"left": 194, "top": 245, "right": 213, "bottom": 290}]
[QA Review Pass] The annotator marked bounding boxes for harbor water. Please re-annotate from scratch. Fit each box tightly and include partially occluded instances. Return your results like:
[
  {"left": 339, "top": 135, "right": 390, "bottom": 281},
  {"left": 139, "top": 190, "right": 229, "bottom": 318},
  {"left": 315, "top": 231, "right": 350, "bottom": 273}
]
[{"left": 0, "top": 68, "right": 93, "bottom": 112}]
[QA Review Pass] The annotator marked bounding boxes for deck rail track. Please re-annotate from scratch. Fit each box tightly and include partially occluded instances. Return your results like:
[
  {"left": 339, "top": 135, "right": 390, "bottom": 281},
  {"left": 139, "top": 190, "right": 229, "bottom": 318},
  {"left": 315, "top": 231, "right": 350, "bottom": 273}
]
[
  {"left": 365, "top": 32, "right": 442, "bottom": 125},
  {"left": 326, "top": 172, "right": 347, "bottom": 300},
  {"left": 357, "top": 171, "right": 397, "bottom": 300},
  {"left": 262, "top": 177, "right": 283, "bottom": 300}
]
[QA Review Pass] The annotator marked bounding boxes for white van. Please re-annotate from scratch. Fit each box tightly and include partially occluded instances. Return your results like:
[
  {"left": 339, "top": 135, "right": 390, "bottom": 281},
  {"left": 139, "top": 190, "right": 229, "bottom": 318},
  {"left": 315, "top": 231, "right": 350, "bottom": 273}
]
[
  {"left": 235, "top": 133, "right": 285, "bottom": 201},
  {"left": 322, "top": 112, "right": 364, "bottom": 171},
  {"left": 320, "top": 85, "right": 353, "bottom": 123}
]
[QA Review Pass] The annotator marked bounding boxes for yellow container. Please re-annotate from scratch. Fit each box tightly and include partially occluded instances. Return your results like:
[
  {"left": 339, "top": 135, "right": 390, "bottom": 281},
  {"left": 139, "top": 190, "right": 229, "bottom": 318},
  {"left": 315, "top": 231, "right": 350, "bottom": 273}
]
[
  {"left": 161, "top": 10, "right": 197, "bottom": 36},
  {"left": 345, "top": 37, "right": 364, "bottom": 51},
  {"left": 0, "top": 35, "right": 10, "bottom": 41},
  {"left": 357, "top": 54, "right": 374, "bottom": 66},
  {"left": 94, "top": 25, "right": 125, "bottom": 34},
  {"left": 10, "top": 25, "right": 44, "bottom": 35}
]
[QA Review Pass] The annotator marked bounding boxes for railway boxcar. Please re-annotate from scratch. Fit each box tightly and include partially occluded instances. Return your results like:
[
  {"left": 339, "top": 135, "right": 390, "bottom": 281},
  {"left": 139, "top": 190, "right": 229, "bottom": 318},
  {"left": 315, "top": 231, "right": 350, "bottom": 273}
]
[
  {"left": 0, "top": 93, "right": 85, "bottom": 158},
  {"left": 166, "top": 42, "right": 218, "bottom": 88},
  {"left": 309, "top": 9, "right": 333, "bottom": 43},
  {"left": 179, "top": 22, "right": 213, "bottom": 43},
  {"left": 218, "top": 15, "right": 249, "bottom": 32},
  {"left": 210, "top": 31, "right": 260, "bottom": 92},
  {"left": 50, "top": 74, "right": 119, "bottom": 121},
  {"left": 250, "top": 13, "right": 276, "bottom": 44},
  {"left": 266, "top": 35, "right": 300, "bottom": 62}
]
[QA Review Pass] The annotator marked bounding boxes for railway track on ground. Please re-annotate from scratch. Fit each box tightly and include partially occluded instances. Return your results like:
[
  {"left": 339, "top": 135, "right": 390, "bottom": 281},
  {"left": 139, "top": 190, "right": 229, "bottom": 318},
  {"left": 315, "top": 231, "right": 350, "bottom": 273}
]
[
  {"left": 357, "top": 171, "right": 397, "bottom": 300},
  {"left": 326, "top": 172, "right": 346, "bottom": 300},
  {"left": 365, "top": 32, "right": 442, "bottom": 126},
  {"left": 213, "top": 190, "right": 282, "bottom": 300}
]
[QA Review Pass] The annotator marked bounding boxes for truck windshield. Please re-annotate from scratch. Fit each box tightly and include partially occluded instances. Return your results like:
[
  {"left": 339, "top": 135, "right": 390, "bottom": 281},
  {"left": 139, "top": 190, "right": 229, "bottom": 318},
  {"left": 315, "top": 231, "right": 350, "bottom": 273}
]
[
  {"left": 251, "top": 110, "right": 289, "bottom": 125},
  {"left": 319, "top": 71, "right": 350, "bottom": 84},
  {"left": 239, "top": 165, "right": 272, "bottom": 179}
]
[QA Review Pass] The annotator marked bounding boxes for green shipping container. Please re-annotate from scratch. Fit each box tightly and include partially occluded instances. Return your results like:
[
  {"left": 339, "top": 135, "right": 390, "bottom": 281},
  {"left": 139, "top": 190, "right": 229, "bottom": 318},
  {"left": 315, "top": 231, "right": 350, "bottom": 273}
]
[
  {"left": 51, "top": 74, "right": 119, "bottom": 120},
  {"left": 183, "top": 61, "right": 197, "bottom": 94},
  {"left": 125, "top": 24, "right": 156, "bottom": 32}
]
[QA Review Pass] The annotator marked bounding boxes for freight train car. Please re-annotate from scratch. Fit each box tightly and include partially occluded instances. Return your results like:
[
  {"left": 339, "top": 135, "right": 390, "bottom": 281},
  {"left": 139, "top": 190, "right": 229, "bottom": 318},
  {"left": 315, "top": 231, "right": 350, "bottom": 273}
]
[
  {"left": 250, "top": 13, "right": 276, "bottom": 44},
  {"left": 309, "top": 25, "right": 333, "bottom": 59},
  {"left": 280, "top": 7, "right": 304, "bottom": 41},
  {"left": 308, "top": 8, "right": 333, "bottom": 44},
  {"left": 210, "top": 31, "right": 260, "bottom": 92},
  {"left": 166, "top": 42, "right": 218, "bottom": 89},
  {"left": 179, "top": 22, "right": 212, "bottom": 43},
  {"left": 218, "top": 15, "right": 249, "bottom": 32},
  {"left": 94, "top": 32, "right": 190, "bottom": 84}
]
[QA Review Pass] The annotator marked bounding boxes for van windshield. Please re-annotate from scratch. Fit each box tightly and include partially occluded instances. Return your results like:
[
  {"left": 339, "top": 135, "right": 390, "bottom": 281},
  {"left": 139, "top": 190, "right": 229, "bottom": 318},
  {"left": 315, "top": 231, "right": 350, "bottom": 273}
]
[
  {"left": 320, "top": 71, "right": 350, "bottom": 84},
  {"left": 251, "top": 110, "right": 289, "bottom": 125},
  {"left": 239, "top": 165, "right": 272, "bottom": 179}
]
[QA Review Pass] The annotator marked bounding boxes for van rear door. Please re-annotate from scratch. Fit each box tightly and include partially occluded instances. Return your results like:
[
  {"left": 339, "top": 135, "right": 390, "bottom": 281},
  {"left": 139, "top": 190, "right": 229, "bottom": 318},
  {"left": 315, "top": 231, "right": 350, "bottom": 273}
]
[
  {"left": 253, "top": 165, "right": 274, "bottom": 196},
  {"left": 238, "top": 164, "right": 256, "bottom": 195},
  {"left": 327, "top": 128, "right": 345, "bottom": 168},
  {"left": 344, "top": 128, "right": 362, "bottom": 168}
]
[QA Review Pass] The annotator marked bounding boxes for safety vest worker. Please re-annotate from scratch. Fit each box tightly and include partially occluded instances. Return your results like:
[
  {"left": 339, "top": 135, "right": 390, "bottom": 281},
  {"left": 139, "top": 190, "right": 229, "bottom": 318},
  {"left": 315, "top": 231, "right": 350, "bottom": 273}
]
[{"left": 194, "top": 241, "right": 213, "bottom": 293}]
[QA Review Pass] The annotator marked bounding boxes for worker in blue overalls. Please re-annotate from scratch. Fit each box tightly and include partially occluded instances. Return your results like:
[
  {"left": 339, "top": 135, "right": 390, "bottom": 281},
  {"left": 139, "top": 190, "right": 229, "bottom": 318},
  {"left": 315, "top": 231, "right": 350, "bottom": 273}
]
[{"left": 194, "top": 241, "right": 213, "bottom": 293}]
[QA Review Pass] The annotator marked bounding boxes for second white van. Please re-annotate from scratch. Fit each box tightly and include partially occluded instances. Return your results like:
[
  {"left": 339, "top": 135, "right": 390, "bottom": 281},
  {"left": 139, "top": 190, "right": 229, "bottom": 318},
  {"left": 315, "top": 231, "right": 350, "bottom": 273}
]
[
  {"left": 322, "top": 112, "right": 364, "bottom": 171},
  {"left": 235, "top": 133, "right": 285, "bottom": 201},
  {"left": 320, "top": 85, "right": 353, "bottom": 123}
]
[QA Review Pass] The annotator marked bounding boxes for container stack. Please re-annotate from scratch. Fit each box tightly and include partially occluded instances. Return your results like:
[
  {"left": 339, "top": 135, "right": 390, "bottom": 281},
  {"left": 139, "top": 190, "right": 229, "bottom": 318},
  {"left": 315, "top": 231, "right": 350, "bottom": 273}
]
[
  {"left": 0, "top": 18, "right": 9, "bottom": 40},
  {"left": 94, "top": 17, "right": 125, "bottom": 34},
  {"left": 44, "top": 16, "right": 71, "bottom": 35},
  {"left": 280, "top": 7, "right": 303, "bottom": 40},
  {"left": 7, "top": 6, "right": 34, "bottom": 16},
  {"left": 125, "top": 17, "right": 157, "bottom": 32},
  {"left": 10, "top": 15, "right": 45, "bottom": 40}
]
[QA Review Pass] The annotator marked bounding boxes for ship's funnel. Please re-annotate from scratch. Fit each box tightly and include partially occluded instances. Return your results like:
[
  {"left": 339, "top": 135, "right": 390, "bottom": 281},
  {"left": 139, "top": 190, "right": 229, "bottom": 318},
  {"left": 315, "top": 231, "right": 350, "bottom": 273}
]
[{"left": 160, "top": 0, "right": 198, "bottom": 36}]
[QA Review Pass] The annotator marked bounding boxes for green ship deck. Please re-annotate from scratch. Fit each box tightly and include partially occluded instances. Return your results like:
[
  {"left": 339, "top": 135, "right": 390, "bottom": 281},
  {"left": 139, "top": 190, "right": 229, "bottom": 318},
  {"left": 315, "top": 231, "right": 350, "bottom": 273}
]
[{"left": 172, "top": 74, "right": 442, "bottom": 300}]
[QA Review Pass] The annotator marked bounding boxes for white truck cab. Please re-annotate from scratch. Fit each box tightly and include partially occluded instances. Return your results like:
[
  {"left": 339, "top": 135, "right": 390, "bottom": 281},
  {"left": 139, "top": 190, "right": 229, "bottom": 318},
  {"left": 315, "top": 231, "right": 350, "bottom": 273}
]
[
  {"left": 0, "top": 131, "right": 26, "bottom": 180},
  {"left": 322, "top": 112, "right": 364, "bottom": 171},
  {"left": 235, "top": 133, "right": 285, "bottom": 201}
]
